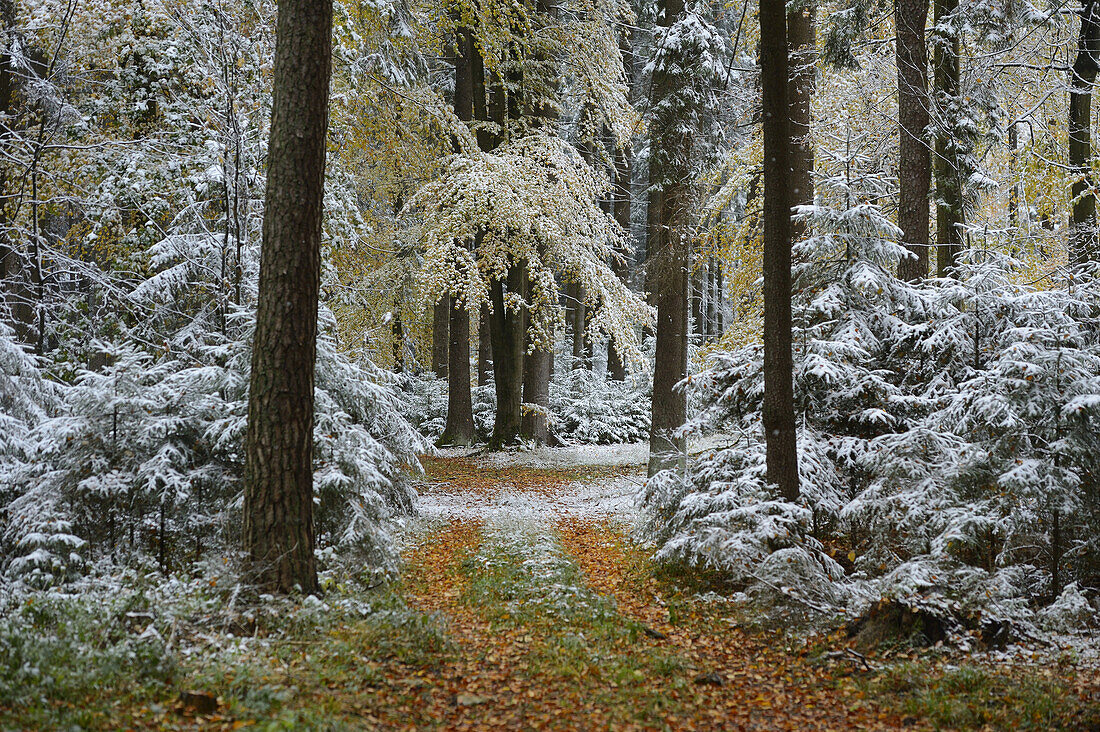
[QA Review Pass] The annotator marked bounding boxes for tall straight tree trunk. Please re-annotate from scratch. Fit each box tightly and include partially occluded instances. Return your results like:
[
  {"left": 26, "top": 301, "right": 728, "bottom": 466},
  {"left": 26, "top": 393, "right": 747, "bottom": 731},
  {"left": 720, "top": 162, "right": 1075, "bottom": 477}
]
[
  {"left": 608, "top": 137, "right": 631, "bottom": 381},
  {"left": 482, "top": 40, "right": 528, "bottom": 448},
  {"left": 760, "top": 0, "right": 799, "bottom": 500},
  {"left": 519, "top": 0, "right": 555, "bottom": 441},
  {"left": 243, "top": 0, "right": 333, "bottom": 595},
  {"left": 895, "top": 0, "right": 931, "bottom": 280},
  {"left": 440, "top": 297, "right": 475, "bottom": 444},
  {"left": 608, "top": 33, "right": 635, "bottom": 379},
  {"left": 1071, "top": 0, "right": 1100, "bottom": 263},
  {"left": 0, "top": 0, "right": 17, "bottom": 335},
  {"left": 521, "top": 272, "right": 550, "bottom": 444},
  {"left": 489, "top": 263, "right": 526, "bottom": 448},
  {"left": 647, "top": 0, "right": 690, "bottom": 477},
  {"left": 0, "top": 0, "right": 33, "bottom": 345},
  {"left": 787, "top": 0, "right": 815, "bottom": 244},
  {"left": 432, "top": 296, "right": 449, "bottom": 377},
  {"left": 521, "top": 341, "right": 550, "bottom": 441},
  {"left": 440, "top": 25, "right": 476, "bottom": 445},
  {"left": 471, "top": 39, "right": 494, "bottom": 390},
  {"left": 933, "top": 0, "right": 962, "bottom": 276}
]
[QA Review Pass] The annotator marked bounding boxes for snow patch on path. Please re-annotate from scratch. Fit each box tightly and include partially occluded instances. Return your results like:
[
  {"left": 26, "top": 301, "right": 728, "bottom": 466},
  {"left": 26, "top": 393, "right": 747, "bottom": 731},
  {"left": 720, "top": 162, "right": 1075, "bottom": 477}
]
[
  {"left": 434, "top": 434, "right": 737, "bottom": 470},
  {"left": 416, "top": 475, "right": 644, "bottom": 530}
]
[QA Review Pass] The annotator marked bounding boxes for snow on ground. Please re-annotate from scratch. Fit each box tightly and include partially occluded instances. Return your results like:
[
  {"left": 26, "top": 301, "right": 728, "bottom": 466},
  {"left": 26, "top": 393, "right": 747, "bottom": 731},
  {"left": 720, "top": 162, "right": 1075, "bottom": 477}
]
[
  {"left": 433, "top": 434, "right": 738, "bottom": 470},
  {"left": 417, "top": 436, "right": 739, "bottom": 538},
  {"left": 415, "top": 474, "right": 644, "bottom": 529}
]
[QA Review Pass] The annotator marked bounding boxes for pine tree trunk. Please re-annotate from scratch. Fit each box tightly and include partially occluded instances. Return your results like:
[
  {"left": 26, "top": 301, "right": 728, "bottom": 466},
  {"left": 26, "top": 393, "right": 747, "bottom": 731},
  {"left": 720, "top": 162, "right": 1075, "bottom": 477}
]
[
  {"left": 432, "top": 296, "right": 449, "bottom": 377},
  {"left": 933, "top": 0, "right": 963, "bottom": 276},
  {"left": 243, "top": 0, "right": 332, "bottom": 595},
  {"left": 787, "top": 1, "right": 816, "bottom": 244},
  {"left": 647, "top": 0, "right": 690, "bottom": 477},
  {"left": 895, "top": 0, "right": 931, "bottom": 280},
  {"left": 760, "top": 0, "right": 799, "bottom": 500},
  {"left": 1070, "top": 0, "right": 1100, "bottom": 263}
]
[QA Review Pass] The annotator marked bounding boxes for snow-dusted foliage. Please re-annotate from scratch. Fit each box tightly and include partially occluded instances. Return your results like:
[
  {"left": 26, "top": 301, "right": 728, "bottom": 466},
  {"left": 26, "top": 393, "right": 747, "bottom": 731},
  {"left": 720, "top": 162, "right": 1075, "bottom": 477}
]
[
  {"left": 550, "top": 366, "right": 650, "bottom": 445},
  {"left": 846, "top": 254, "right": 1100, "bottom": 619},
  {"left": 399, "top": 354, "right": 650, "bottom": 446},
  {"left": 641, "top": 153, "right": 1100, "bottom": 630},
  {"left": 407, "top": 135, "right": 652, "bottom": 363},
  {"left": 0, "top": 325, "right": 77, "bottom": 588},
  {"left": 0, "top": 0, "right": 426, "bottom": 586}
]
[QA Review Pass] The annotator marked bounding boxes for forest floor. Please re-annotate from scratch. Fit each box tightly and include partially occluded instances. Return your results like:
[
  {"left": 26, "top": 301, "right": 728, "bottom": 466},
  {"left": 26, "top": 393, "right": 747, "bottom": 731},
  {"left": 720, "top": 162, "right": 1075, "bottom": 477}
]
[{"left": 3, "top": 448, "right": 1099, "bottom": 730}]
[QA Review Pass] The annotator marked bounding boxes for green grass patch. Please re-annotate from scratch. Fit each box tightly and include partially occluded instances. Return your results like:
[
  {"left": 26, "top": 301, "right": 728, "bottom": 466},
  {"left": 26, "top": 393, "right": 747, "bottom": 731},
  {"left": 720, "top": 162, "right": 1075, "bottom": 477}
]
[{"left": 458, "top": 529, "right": 701, "bottom": 726}]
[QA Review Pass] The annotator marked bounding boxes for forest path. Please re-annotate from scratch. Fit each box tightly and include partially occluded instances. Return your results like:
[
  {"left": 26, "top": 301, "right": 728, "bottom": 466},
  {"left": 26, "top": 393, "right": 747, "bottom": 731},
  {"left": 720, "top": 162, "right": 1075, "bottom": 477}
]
[{"left": 385, "top": 452, "right": 914, "bottom": 731}]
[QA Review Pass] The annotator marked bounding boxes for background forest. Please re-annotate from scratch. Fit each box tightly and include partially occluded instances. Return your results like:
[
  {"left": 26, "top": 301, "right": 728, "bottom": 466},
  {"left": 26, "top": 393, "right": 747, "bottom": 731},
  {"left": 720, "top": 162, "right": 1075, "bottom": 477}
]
[{"left": 2, "top": 0, "right": 1100, "bottom": 703}]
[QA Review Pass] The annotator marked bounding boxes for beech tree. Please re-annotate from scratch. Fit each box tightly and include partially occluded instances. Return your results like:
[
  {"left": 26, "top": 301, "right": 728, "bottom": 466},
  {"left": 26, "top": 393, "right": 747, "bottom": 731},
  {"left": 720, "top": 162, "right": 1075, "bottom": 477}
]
[
  {"left": 242, "top": 0, "right": 334, "bottom": 594},
  {"left": 438, "top": 23, "right": 476, "bottom": 447}
]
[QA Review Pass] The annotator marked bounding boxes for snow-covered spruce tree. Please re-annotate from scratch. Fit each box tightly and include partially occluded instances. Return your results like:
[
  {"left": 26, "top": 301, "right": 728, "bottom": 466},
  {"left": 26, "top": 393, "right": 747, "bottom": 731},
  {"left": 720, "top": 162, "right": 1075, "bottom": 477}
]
[
  {"left": 550, "top": 363, "right": 650, "bottom": 445},
  {"left": 0, "top": 0, "right": 428, "bottom": 584},
  {"left": 846, "top": 255, "right": 1100, "bottom": 622},
  {"left": 0, "top": 323, "right": 80, "bottom": 588},
  {"left": 643, "top": 6, "right": 727, "bottom": 474},
  {"left": 640, "top": 148, "right": 922, "bottom": 610}
]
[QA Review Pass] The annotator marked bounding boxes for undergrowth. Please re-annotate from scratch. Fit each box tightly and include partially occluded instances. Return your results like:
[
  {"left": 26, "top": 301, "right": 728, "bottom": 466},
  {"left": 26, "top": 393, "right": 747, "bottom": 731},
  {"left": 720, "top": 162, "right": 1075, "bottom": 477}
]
[
  {"left": 0, "top": 568, "right": 449, "bottom": 729},
  {"left": 870, "top": 661, "right": 1100, "bottom": 730}
]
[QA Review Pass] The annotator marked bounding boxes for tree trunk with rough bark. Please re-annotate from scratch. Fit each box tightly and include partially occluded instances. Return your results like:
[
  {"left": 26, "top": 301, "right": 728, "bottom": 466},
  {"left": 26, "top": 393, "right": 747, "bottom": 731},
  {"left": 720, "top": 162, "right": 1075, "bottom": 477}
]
[
  {"left": 243, "top": 0, "right": 333, "bottom": 595},
  {"left": 933, "top": 0, "right": 963, "bottom": 276},
  {"left": 896, "top": 0, "right": 930, "bottom": 280},
  {"left": 1071, "top": 0, "right": 1100, "bottom": 263},
  {"left": 787, "top": 1, "right": 815, "bottom": 246},
  {"left": 760, "top": 0, "right": 799, "bottom": 501},
  {"left": 647, "top": 0, "right": 690, "bottom": 477}
]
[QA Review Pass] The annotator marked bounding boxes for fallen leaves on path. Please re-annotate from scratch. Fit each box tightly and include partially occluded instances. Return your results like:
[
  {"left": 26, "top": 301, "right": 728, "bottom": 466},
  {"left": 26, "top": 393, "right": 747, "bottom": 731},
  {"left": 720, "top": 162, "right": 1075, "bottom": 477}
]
[
  {"left": 557, "top": 517, "right": 916, "bottom": 731},
  {"left": 83, "top": 454, "right": 1092, "bottom": 731}
]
